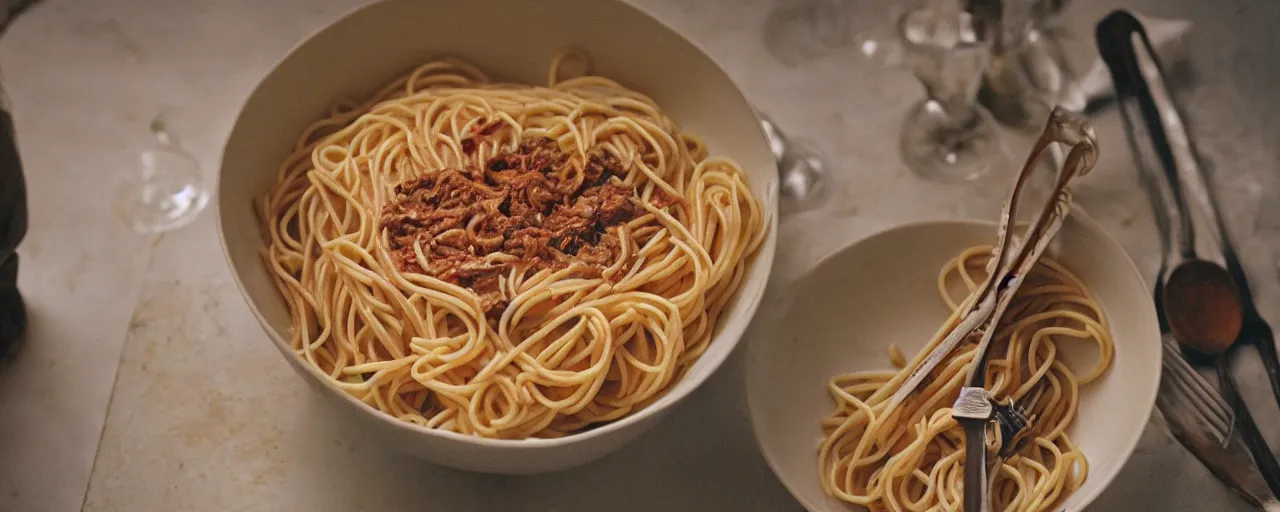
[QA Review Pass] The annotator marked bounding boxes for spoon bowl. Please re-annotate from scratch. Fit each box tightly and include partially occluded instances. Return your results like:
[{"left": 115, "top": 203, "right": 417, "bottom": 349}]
[{"left": 1163, "top": 259, "right": 1243, "bottom": 357}]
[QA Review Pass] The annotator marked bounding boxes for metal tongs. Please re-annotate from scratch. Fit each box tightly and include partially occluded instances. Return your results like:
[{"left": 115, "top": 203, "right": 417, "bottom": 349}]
[{"left": 886, "top": 107, "right": 1098, "bottom": 512}]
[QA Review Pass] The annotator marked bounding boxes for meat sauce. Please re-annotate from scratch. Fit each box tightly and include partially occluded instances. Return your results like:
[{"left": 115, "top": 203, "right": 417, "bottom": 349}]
[{"left": 380, "top": 136, "right": 674, "bottom": 314}]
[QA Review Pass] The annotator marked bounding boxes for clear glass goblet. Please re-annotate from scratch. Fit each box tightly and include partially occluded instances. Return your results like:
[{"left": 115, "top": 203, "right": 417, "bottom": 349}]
[
  {"left": 113, "top": 115, "right": 210, "bottom": 234},
  {"left": 895, "top": 0, "right": 1003, "bottom": 182}
]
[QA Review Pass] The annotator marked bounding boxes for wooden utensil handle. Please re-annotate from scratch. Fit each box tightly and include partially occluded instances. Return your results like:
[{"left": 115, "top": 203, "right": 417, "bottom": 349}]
[{"left": 961, "top": 421, "right": 991, "bottom": 512}]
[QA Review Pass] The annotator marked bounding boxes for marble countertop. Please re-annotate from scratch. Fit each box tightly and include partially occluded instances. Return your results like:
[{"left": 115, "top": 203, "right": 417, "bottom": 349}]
[{"left": 1, "top": 0, "right": 1277, "bottom": 510}]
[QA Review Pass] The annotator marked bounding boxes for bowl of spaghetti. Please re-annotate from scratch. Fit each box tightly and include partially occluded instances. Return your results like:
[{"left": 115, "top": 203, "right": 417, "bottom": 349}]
[
  {"left": 217, "top": 0, "right": 775, "bottom": 473},
  {"left": 745, "top": 216, "right": 1160, "bottom": 511}
]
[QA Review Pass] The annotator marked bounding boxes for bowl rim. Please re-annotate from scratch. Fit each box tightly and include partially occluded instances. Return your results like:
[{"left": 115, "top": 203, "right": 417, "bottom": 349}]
[
  {"left": 745, "top": 212, "right": 1160, "bottom": 511},
  {"left": 215, "top": 0, "right": 780, "bottom": 450}
]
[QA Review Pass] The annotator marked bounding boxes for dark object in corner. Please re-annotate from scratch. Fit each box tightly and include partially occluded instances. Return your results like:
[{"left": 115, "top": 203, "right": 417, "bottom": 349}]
[
  {"left": 0, "top": 1, "right": 41, "bottom": 37},
  {"left": 0, "top": 104, "right": 26, "bottom": 360},
  {"left": 0, "top": 0, "right": 39, "bottom": 362}
]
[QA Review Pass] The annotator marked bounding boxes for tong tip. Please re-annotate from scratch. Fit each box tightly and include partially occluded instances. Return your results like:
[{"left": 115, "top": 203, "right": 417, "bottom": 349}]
[{"left": 1044, "top": 106, "right": 1100, "bottom": 174}]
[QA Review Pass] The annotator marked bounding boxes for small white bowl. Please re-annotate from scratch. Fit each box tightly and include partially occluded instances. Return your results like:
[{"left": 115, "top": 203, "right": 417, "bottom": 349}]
[
  {"left": 746, "top": 214, "right": 1160, "bottom": 511},
  {"left": 217, "top": 0, "right": 778, "bottom": 474}
]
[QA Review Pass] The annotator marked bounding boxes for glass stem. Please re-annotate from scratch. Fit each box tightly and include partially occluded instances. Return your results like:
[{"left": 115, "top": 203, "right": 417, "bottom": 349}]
[
  {"left": 930, "top": 88, "right": 983, "bottom": 129},
  {"left": 917, "top": 46, "right": 990, "bottom": 130}
]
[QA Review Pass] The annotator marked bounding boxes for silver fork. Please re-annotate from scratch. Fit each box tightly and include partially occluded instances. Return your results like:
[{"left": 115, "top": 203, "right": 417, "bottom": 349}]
[
  {"left": 1158, "top": 335, "right": 1232, "bottom": 446},
  {"left": 1158, "top": 336, "right": 1280, "bottom": 511}
]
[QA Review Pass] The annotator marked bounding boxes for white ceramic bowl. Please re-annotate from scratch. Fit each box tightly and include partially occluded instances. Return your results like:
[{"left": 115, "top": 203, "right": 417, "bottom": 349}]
[
  {"left": 746, "top": 215, "right": 1160, "bottom": 511},
  {"left": 217, "top": 0, "right": 778, "bottom": 474}
]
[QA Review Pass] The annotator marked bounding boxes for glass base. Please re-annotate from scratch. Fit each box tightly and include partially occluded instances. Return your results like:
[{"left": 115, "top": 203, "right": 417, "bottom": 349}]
[
  {"left": 114, "top": 148, "right": 210, "bottom": 234},
  {"left": 899, "top": 100, "right": 1001, "bottom": 183},
  {"left": 778, "top": 140, "right": 829, "bottom": 213}
]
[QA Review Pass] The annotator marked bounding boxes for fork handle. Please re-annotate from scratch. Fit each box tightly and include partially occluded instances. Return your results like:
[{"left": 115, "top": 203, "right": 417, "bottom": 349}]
[
  {"left": 1217, "top": 356, "right": 1280, "bottom": 497},
  {"left": 1242, "top": 316, "right": 1280, "bottom": 413}
]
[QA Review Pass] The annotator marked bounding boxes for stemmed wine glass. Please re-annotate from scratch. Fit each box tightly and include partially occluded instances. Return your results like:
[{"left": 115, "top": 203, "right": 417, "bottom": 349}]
[
  {"left": 759, "top": 1, "right": 840, "bottom": 211},
  {"left": 891, "top": 0, "right": 1003, "bottom": 182},
  {"left": 972, "top": 0, "right": 1073, "bottom": 131},
  {"left": 113, "top": 114, "right": 210, "bottom": 234},
  {"left": 775, "top": 0, "right": 1005, "bottom": 182}
]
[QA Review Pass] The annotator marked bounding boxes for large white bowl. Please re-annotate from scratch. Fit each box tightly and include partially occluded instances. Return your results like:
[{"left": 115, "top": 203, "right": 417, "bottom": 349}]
[
  {"left": 746, "top": 215, "right": 1160, "bottom": 511},
  {"left": 217, "top": 0, "right": 778, "bottom": 474}
]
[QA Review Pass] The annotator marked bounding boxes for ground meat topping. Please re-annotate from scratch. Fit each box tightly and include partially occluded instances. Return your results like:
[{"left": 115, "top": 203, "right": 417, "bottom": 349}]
[{"left": 380, "top": 137, "right": 656, "bottom": 313}]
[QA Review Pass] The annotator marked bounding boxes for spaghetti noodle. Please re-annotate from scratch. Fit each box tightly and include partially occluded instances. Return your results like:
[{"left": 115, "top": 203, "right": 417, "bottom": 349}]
[
  {"left": 257, "top": 51, "right": 767, "bottom": 439},
  {"left": 818, "top": 245, "right": 1113, "bottom": 511}
]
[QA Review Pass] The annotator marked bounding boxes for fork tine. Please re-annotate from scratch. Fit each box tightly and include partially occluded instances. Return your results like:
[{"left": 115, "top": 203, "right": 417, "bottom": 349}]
[
  {"left": 1163, "top": 354, "right": 1233, "bottom": 426},
  {"left": 1163, "top": 356, "right": 1231, "bottom": 432},
  {"left": 1162, "top": 338, "right": 1233, "bottom": 419},
  {"left": 1162, "top": 372, "right": 1230, "bottom": 444},
  {"left": 1159, "top": 380, "right": 1229, "bottom": 445},
  {"left": 1160, "top": 346, "right": 1233, "bottom": 444},
  {"left": 1157, "top": 392, "right": 1217, "bottom": 446}
]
